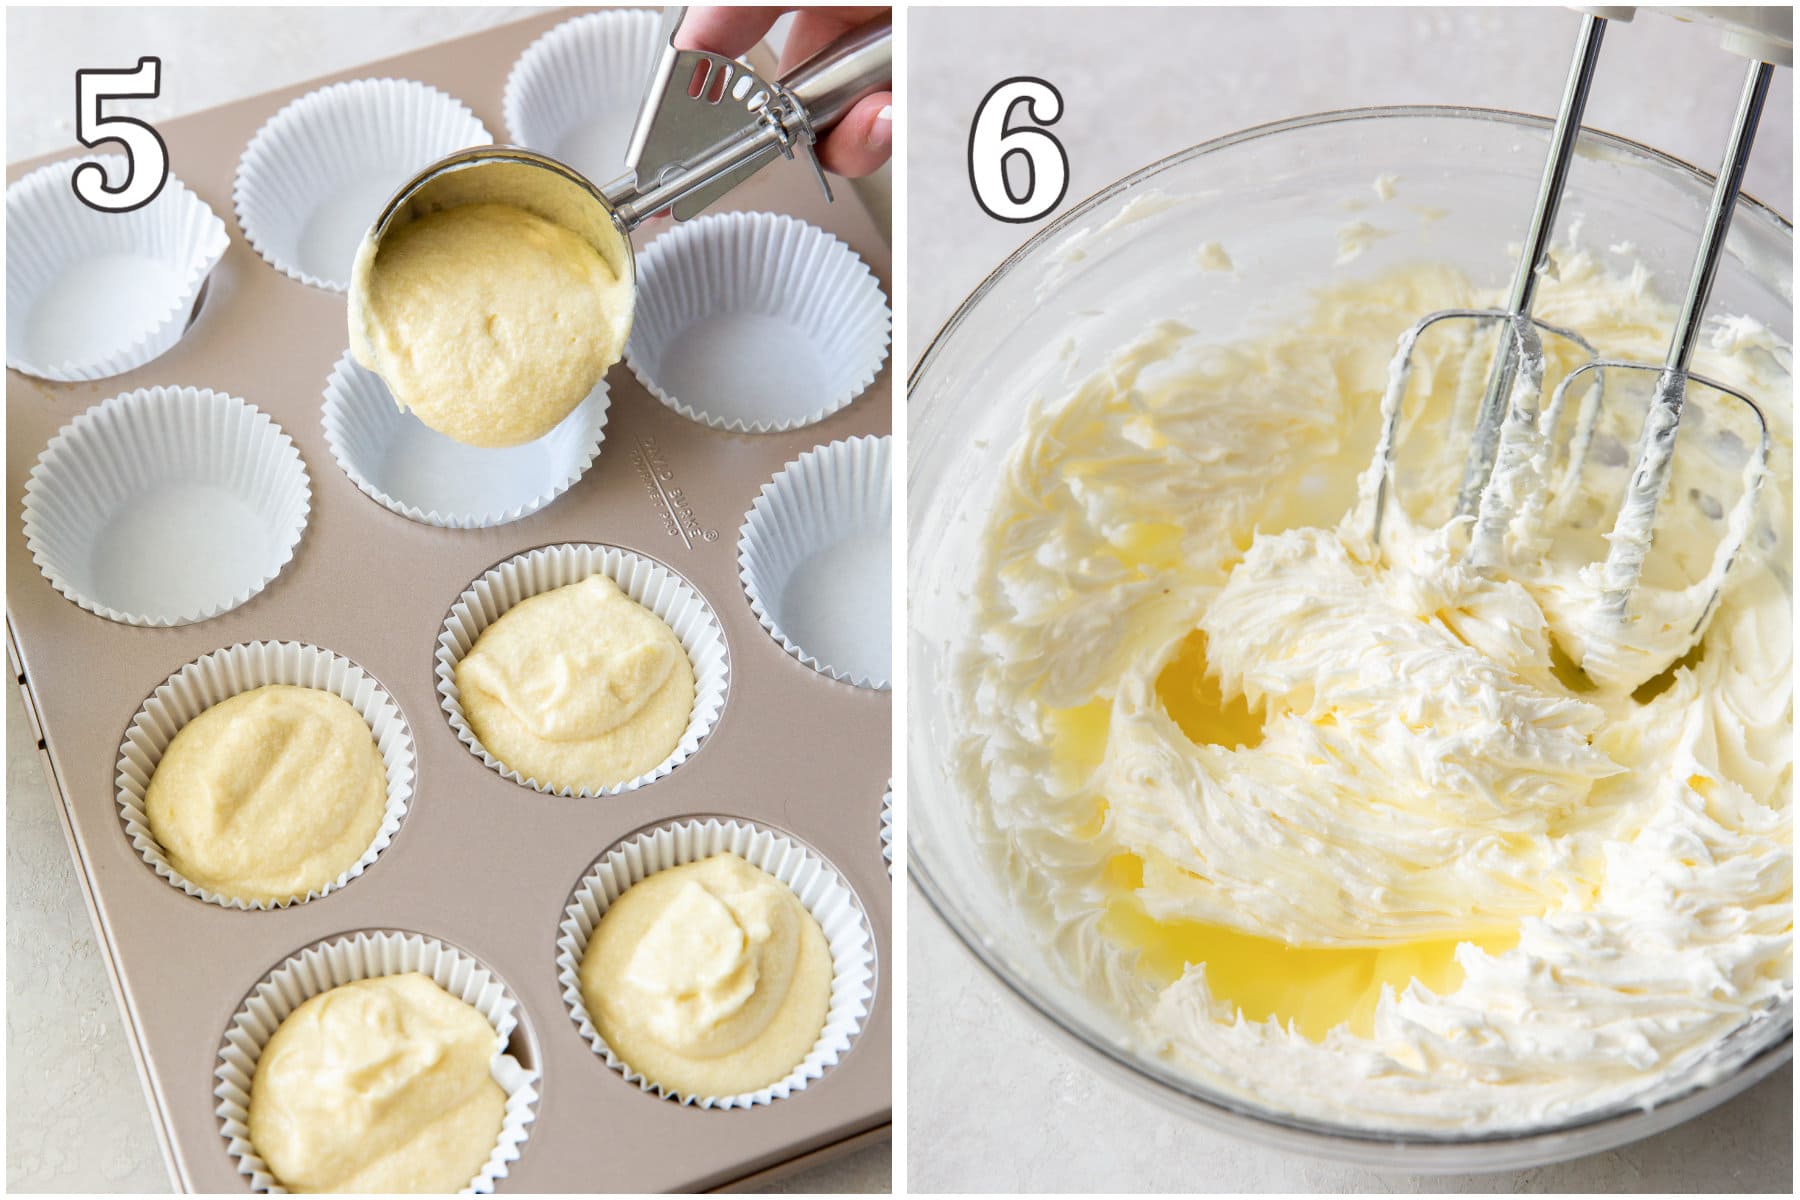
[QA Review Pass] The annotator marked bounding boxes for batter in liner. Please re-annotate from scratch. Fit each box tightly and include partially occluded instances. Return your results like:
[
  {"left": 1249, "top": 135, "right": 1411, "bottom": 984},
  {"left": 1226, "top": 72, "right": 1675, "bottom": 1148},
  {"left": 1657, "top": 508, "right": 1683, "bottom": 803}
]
[
  {"left": 248, "top": 973, "right": 506, "bottom": 1193},
  {"left": 580, "top": 852, "right": 832, "bottom": 1097},
  {"left": 457, "top": 573, "right": 695, "bottom": 792},
  {"left": 145, "top": 684, "right": 386, "bottom": 905},
  {"left": 956, "top": 249, "right": 1792, "bottom": 1131}
]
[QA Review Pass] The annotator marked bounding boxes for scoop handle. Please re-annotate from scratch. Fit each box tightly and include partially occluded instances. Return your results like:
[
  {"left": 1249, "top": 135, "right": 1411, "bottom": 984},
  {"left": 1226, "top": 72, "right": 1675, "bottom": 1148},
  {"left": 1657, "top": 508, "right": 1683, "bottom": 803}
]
[
  {"left": 779, "top": 15, "right": 893, "bottom": 134},
  {"left": 608, "top": 13, "right": 892, "bottom": 227}
]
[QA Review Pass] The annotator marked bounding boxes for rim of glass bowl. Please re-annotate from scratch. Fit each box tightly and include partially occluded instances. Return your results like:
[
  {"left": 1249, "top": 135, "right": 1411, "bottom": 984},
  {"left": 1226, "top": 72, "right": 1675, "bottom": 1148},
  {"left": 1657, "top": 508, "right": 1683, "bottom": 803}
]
[{"left": 906, "top": 104, "right": 1794, "bottom": 1170}]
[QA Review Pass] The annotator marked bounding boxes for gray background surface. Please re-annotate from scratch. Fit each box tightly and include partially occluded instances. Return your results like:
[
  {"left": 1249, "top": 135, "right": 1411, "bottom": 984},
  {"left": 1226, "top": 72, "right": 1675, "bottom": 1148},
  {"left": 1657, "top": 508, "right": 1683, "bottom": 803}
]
[
  {"left": 907, "top": 5, "right": 1793, "bottom": 1193},
  {"left": 5, "top": 6, "right": 888, "bottom": 1193},
  {"left": 908, "top": 4, "right": 1793, "bottom": 352}
]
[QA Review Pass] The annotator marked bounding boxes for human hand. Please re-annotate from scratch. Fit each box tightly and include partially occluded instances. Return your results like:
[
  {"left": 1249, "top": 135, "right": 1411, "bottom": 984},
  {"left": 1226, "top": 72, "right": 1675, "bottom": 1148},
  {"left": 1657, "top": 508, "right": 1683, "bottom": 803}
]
[{"left": 674, "top": 6, "right": 893, "bottom": 178}]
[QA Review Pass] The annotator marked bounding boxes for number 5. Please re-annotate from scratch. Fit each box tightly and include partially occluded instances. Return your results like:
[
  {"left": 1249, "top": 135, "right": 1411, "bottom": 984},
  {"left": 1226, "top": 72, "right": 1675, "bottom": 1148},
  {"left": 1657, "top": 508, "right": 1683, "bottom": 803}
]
[
  {"left": 967, "top": 77, "right": 1069, "bottom": 224},
  {"left": 72, "top": 56, "right": 170, "bottom": 213}
]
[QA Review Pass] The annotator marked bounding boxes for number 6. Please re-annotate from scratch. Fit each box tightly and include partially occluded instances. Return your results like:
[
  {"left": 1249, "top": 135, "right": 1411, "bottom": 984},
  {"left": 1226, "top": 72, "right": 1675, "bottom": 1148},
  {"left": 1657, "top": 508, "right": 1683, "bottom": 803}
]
[
  {"left": 72, "top": 56, "right": 170, "bottom": 213},
  {"left": 967, "top": 77, "right": 1069, "bottom": 224}
]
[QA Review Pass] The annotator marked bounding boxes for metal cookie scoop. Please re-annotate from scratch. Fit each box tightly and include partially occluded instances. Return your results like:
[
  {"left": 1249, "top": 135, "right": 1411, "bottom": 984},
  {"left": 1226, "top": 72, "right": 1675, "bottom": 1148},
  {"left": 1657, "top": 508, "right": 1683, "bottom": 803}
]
[
  {"left": 1364, "top": 6, "right": 1789, "bottom": 651},
  {"left": 351, "top": 6, "right": 892, "bottom": 346}
]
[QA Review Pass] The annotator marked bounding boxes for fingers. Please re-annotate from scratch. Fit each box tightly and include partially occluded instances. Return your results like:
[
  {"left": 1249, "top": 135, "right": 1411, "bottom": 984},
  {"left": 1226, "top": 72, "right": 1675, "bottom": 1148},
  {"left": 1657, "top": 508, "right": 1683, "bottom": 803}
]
[
  {"left": 775, "top": 7, "right": 890, "bottom": 73},
  {"left": 774, "top": 9, "right": 893, "bottom": 177},
  {"left": 817, "top": 90, "right": 893, "bottom": 178},
  {"left": 672, "top": 6, "right": 787, "bottom": 58},
  {"left": 675, "top": 7, "right": 894, "bottom": 178}
]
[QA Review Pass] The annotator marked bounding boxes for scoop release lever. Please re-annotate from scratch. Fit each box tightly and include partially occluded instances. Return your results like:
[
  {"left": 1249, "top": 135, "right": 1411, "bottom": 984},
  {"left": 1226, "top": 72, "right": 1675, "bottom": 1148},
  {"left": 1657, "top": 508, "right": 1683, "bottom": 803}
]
[{"left": 606, "top": 6, "right": 891, "bottom": 227}]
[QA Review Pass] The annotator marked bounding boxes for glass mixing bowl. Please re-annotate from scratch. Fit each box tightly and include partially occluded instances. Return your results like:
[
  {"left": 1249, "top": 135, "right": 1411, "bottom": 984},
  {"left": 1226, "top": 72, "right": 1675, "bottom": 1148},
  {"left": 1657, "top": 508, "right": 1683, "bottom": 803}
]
[{"left": 908, "top": 106, "right": 1793, "bottom": 1172}]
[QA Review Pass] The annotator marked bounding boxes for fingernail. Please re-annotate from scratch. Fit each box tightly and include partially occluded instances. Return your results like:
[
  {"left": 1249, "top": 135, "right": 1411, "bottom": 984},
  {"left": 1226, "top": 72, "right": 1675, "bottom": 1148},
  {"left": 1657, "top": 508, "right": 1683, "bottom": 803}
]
[{"left": 876, "top": 105, "right": 893, "bottom": 123}]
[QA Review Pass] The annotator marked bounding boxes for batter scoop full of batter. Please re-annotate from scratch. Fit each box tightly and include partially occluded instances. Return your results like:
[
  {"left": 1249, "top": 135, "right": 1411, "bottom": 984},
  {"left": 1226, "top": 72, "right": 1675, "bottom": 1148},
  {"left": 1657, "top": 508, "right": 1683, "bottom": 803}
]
[{"left": 349, "top": 201, "right": 632, "bottom": 449}]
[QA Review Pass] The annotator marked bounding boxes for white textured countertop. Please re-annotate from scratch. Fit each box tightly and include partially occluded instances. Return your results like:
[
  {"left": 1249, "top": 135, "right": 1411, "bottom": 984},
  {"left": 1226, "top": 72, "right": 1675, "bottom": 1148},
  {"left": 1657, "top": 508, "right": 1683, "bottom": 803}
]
[
  {"left": 906, "top": 5, "right": 1792, "bottom": 1192},
  {"left": 5, "top": 6, "right": 887, "bottom": 1193}
]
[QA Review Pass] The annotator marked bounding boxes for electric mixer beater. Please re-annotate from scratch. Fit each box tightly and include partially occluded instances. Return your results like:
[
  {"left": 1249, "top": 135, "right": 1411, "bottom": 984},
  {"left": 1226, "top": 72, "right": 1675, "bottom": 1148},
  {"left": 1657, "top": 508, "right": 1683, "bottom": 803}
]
[{"left": 1361, "top": 6, "right": 1791, "bottom": 680}]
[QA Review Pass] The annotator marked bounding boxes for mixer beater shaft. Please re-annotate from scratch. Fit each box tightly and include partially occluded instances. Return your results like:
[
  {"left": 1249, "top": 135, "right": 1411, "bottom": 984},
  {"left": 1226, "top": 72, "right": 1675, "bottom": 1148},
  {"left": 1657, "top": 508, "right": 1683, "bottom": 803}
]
[
  {"left": 1452, "top": 13, "right": 1609, "bottom": 523},
  {"left": 1364, "top": 8, "right": 1785, "bottom": 654},
  {"left": 1592, "top": 58, "right": 1775, "bottom": 619}
]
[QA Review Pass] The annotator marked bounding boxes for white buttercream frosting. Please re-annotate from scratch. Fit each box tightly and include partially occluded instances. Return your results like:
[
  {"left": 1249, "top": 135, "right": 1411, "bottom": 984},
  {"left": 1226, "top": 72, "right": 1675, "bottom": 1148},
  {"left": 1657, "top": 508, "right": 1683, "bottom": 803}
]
[{"left": 954, "top": 247, "right": 1792, "bottom": 1132}]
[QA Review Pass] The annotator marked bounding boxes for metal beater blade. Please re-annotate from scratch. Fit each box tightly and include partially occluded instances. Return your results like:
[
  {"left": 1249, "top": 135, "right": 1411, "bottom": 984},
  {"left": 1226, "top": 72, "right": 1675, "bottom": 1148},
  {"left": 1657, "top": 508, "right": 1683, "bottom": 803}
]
[
  {"left": 1366, "top": 13, "right": 1779, "bottom": 649},
  {"left": 1569, "top": 58, "right": 1775, "bottom": 639},
  {"left": 1451, "top": 12, "right": 1610, "bottom": 523},
  {"left": 1363, "top": 12, "right": 1609, "bottom": 548}
]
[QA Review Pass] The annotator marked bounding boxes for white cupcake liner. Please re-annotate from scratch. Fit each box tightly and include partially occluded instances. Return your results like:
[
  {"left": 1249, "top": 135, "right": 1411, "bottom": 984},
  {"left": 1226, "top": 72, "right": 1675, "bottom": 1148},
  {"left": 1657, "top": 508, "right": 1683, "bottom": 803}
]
[
  {"left": 503, "top": 8, "right": 664, "bottom": 187},
  {"left": 214, "top": 930, "right": 538, "bottom": 1194},
  {"left": 556, "top": 816, "right": 875, "bottom": 1108},
  {"left": 22, "top": 386, "right": 312, "bottom": 627},
  {"left": 6, "top": 153, "right": 228, "bottom": 381},
  {"left": 626, "top": 212, "right": 891, "bottom": 433},
  {"left": 738, "top": 435, "right": 892, "bottom": 689},
  {"left": 115, "top": 641, "right": 415, "bottom": 910},
  {"left": 234, "top": 78, "right": 491, "bottom": 291},
  {"left": 321, "top": 349, "right": 611, "bottom": 528},
  {"left": 881, "top": 782, "right": 893, "bottom": 875},
  {"left": 436, "top": 544, "right": 730, "bottom": 796}
]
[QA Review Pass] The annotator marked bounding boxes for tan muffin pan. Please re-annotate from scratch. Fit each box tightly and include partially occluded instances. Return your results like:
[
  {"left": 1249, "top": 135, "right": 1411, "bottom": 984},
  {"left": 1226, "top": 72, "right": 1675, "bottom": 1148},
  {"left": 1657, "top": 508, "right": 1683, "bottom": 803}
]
[{"left": 5, "top": 9, "right": 890, "bottom": 1193}]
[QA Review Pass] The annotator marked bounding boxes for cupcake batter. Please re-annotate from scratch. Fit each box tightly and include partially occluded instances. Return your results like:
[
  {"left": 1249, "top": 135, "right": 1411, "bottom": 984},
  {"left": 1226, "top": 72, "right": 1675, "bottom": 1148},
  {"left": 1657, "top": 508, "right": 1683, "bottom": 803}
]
[
  {"left": 580, "top": 852, "right": 832, "bottom": 1097},
  {"left": 956, "top": 250, "right": 1792, "bottom": 1131},
  {"left": 457, "top": 573, "right": 695, "bottom": 791},
  {"left": 144, "top": 685, "right": 386, "bottom": 905},
  {"left": 349, "top": 202, "right": 631, "bottom": 448},
  {"left": 248, "top": 973, "right": 506, "bottom": 1193}
]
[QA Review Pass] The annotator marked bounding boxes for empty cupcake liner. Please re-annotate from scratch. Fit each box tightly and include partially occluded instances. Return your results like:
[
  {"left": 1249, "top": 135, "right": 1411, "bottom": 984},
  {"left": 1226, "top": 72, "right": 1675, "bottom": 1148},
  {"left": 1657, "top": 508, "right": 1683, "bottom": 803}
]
[
  {"left": 881, "top": 782, "right": 893, "bottom": 876},
  {"left": 739, "top": 435, "right": 892, "bottom": 689},
  {"left": 626, "top": 211, "right": 891, "bottom": 433},
  {"left": 321, "top": 350, "right": 611, "bottom": 528},
  {"left": 6, "top": 153, "right": 228, "bottom": 381},
  {"left": 234, "top": 77, "right": 491, "bottom": 291},
  {"left": 555, "top": 816, "right": 875, "bottom": 1108},
  {"left": 215, "top": 930, "right": 538, "bottom": 1194},
  {"left": 22, "top": 386, "right": 312, "bottom": 627},
  {"left": 115, "top": 641, "right": 414, "bottom": 910},
  {"left": 436, "top": 544, "right": 730, "bottom": 796},
  {"left": 503, "top": 8, "right": 664, "bottom": 187}
]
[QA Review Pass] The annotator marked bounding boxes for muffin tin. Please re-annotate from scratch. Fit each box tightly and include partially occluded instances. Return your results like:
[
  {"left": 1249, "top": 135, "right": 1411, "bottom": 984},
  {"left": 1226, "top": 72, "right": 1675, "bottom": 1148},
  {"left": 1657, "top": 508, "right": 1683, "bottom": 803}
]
[{"left": 5, "top": 9, "right": 890, "bottom": 1192}]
